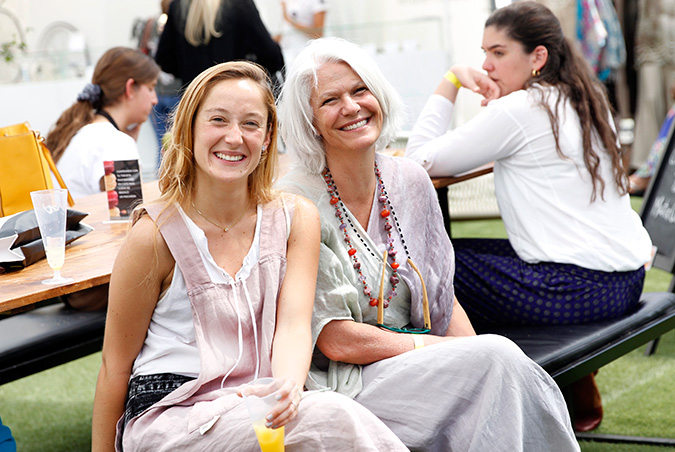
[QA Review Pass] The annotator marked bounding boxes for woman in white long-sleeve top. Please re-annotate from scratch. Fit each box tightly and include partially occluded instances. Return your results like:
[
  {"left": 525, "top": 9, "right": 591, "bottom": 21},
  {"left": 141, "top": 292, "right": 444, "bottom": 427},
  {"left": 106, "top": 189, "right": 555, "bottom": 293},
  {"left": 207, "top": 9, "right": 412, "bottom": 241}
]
[
  {"left": 405, "top": 1, "right": 653, "bottom": 432},
  {"left": 406, "top": 1, "right": 651, "bottom": 327}
]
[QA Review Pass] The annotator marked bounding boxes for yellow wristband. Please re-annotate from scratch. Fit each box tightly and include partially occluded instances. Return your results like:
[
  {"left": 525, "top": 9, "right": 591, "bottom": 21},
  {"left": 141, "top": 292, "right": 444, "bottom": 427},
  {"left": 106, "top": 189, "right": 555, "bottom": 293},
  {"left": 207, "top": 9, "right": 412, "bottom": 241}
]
[
  {"left": 412, "top": 334, "right": 425, "bottom": 350},
  {"left": 444, "top": 71, "right": 462, "bottom": 89}
]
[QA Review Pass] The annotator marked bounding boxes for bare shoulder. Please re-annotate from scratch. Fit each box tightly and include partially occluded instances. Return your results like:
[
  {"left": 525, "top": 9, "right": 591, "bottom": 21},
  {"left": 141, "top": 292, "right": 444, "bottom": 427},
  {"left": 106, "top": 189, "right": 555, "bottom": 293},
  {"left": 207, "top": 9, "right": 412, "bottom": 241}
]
[
  {"left": 124, "top": 215, "right": 164, "bottom": 251},
  {"left": 278, "top": 193, "right": 320, "bottom": 244},
  {"left": 115, "top": 214, "right": 174, "bottom": 278},
  {"left": 280, "top": 193, "right": 319, "bottom": 223}
]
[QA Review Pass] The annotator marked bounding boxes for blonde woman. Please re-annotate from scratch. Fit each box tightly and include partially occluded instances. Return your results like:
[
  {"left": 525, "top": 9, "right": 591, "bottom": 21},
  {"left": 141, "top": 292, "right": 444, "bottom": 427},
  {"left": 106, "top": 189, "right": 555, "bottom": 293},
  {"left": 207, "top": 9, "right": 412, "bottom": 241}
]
[{"left": 155, "top": 0, "right": 284, "bottom": 86}]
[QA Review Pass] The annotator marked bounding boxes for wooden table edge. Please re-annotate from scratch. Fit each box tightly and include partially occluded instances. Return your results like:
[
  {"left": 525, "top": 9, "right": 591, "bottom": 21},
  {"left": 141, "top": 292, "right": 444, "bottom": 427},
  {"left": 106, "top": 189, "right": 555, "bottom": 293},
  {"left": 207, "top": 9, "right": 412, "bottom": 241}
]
[{"left": 432, "top": 166, "right": 494, "bottom": 189}]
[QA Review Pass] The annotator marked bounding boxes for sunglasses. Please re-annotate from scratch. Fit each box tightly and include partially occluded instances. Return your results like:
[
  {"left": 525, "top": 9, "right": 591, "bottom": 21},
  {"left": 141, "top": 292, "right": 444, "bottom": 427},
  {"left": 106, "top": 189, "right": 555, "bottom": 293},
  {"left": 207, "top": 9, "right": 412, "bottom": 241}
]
[{"left": 375, "top": 251, "right": 431, "bottom": 334}]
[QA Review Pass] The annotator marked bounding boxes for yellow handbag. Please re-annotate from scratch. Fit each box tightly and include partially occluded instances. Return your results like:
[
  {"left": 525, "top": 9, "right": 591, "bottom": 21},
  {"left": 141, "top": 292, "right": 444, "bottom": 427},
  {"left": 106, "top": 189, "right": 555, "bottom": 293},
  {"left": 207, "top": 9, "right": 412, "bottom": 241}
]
[{"left": 0, "top": 122, "right": 75, "bottom": 217}]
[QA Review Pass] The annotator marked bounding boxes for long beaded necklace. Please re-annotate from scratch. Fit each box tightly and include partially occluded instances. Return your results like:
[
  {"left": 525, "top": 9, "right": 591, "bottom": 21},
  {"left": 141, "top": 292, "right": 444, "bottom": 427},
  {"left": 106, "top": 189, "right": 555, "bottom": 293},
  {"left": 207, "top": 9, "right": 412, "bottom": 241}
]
[{"left": 322, "top": 161, "right": 411, "bottom": 309}]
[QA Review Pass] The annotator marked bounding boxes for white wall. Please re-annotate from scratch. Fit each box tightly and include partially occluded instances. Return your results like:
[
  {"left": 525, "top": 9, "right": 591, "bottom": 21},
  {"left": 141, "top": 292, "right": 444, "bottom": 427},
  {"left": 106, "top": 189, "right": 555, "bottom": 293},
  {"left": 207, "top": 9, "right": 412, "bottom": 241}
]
[
  {"left": 257, "top": 0, "right": 490, "bottom": 65},
  {"left": 0, "top": 0, "right": 160, "bottom": 62},
  {"left": 0, "top": 0, "right": 163, "bottom": 177}
]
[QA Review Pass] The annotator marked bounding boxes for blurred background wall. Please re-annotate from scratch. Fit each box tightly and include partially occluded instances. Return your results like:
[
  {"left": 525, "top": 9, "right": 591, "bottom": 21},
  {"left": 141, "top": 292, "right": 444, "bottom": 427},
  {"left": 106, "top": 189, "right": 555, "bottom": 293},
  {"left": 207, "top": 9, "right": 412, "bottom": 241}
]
[{"left": 0, "top": 0, "right": 492, "bottom": 174}]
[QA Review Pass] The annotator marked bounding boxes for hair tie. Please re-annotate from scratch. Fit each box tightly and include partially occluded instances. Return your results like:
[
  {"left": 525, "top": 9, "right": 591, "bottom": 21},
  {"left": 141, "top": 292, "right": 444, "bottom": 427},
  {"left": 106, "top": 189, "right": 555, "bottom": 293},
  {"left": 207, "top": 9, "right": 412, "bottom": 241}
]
[{"left": 77, "top": 83, "right": 102, "bottom": 105}]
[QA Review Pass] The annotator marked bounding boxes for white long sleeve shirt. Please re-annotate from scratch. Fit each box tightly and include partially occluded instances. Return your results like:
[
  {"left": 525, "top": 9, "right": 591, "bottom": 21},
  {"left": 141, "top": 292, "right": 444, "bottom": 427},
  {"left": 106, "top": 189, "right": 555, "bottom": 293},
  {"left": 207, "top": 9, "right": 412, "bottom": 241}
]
[{"left": 406, "top": 87, "right": 652, "bottom": 272}]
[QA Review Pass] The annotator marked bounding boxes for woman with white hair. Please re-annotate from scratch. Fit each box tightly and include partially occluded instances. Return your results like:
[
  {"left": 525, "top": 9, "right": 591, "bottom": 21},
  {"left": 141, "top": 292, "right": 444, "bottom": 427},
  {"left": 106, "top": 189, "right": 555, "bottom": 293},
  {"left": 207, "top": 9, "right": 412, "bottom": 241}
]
[{"left": 277, "top": 37, "right": 580, "bottom": 452}]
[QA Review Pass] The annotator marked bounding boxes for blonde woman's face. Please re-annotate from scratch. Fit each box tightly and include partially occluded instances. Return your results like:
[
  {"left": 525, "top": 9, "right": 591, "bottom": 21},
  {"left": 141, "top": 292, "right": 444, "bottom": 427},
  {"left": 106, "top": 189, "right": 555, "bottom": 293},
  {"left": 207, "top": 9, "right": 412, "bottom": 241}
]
[{"left": 192, "top": 78, "right": 271, "bottom": 184}]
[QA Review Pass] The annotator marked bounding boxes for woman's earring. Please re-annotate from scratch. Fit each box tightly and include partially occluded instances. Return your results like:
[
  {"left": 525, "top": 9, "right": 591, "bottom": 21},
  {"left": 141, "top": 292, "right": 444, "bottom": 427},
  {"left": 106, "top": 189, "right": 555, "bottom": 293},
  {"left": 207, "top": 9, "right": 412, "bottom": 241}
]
[
  {"left": 532, "top": 68, "right": 541, "bottom": 77},
  {"left": 262, "top": 144, "right": 267, "bottom": 153}
]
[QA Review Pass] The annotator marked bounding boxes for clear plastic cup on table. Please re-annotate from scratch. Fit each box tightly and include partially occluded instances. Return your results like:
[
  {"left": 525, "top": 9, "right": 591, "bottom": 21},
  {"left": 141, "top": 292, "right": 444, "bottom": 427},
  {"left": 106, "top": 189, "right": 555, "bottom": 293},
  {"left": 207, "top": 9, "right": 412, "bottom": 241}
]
[
  {"left": 29, "top": 189, "right": 74, "bottom": 285},
  {"left": 241, "top": 377, "right": 285, "bottom": 452}
]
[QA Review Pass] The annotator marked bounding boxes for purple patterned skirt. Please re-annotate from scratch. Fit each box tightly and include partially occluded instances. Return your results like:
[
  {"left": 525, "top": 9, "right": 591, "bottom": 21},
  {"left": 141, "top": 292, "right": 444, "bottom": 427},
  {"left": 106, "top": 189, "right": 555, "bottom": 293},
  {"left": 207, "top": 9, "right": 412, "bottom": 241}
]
[{"left": 453, "top": 238, "right": 645, "bottom": 326}]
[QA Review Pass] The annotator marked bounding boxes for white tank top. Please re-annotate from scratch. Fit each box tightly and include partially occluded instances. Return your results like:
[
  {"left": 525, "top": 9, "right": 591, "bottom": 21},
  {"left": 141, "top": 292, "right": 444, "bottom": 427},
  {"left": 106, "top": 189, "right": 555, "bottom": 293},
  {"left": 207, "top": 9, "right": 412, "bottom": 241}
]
[{"left": 131, "top": 205, "right": 263, "bottom": 378}]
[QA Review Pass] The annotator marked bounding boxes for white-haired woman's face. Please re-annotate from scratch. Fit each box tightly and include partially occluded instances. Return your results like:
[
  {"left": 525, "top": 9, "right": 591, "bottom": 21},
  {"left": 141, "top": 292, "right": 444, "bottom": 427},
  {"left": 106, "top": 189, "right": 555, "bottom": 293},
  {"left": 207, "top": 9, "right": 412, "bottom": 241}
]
[{"left": 310, "top": 62, "right": 383, "bottom": 159}]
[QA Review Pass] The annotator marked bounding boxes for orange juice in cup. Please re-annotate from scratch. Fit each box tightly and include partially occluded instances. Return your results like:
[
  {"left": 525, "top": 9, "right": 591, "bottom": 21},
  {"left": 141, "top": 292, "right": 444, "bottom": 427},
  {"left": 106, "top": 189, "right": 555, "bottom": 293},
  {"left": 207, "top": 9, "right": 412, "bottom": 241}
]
[
  {"left": 242, "top": 378, "right": 286, "bottom": 452},
  {"left": 252, "top": 422, "right": 284, "bottom": 452}
]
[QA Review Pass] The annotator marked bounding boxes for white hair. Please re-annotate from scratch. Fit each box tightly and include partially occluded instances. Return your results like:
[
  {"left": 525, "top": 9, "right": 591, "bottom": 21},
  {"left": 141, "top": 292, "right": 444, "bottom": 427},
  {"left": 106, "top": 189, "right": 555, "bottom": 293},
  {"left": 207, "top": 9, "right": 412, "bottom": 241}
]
[{"left": 277, "top": 37, "right": 405, "bottom": 175}]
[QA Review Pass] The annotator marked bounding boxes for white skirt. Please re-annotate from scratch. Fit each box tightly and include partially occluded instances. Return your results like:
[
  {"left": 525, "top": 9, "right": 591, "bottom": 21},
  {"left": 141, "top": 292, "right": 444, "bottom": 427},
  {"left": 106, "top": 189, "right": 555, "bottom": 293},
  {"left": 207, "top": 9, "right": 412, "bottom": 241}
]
[{"left": 355, "top": 334, "right": 580, "bottom": 452}]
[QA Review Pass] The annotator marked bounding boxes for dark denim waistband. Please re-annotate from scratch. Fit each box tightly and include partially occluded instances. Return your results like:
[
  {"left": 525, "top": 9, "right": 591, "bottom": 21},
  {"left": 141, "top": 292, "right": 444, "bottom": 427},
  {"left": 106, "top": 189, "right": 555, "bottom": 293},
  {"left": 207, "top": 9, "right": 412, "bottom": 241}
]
[{"left": 124, "top": 373, "right": 196, "bottom": 427}]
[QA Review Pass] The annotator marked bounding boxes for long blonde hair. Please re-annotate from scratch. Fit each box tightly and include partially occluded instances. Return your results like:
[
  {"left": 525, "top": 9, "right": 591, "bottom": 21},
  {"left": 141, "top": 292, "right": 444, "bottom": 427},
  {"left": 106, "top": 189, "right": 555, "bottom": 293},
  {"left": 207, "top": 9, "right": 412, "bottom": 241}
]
[{"left": 183, "top": 0, "right": 223, "bottom": 46}]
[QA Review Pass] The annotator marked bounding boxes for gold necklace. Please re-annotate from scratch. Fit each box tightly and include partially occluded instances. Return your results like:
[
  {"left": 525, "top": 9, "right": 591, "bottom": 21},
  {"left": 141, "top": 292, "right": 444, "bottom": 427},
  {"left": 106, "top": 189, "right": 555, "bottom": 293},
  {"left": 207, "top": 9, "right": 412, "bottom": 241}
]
[{"left": 191, "top": 200, "right": 250, "bottom": 232}]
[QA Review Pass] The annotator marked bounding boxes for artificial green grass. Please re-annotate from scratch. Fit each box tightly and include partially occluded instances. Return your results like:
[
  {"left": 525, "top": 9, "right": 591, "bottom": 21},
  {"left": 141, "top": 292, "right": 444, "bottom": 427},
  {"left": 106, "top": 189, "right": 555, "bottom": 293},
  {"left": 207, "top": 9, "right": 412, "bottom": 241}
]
[
  {"left": 0, "top": 352, "right": 100, "bottom": 451},
  {"left": 593, "top": 326, "right": 675, "bottom": 435},
  {"left": 580, "top": 443, "right": 675, "bottom": 452},
  {"left": 1, "top": 196, "right": 673, "bottom": 451}
]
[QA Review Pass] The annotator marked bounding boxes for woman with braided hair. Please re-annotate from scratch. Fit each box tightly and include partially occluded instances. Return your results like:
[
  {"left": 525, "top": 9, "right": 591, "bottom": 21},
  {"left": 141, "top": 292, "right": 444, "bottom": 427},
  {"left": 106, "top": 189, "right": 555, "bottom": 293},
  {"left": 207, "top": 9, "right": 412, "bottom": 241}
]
[{"left": 46, "top": 47, "right": 159, "bottom": 198}]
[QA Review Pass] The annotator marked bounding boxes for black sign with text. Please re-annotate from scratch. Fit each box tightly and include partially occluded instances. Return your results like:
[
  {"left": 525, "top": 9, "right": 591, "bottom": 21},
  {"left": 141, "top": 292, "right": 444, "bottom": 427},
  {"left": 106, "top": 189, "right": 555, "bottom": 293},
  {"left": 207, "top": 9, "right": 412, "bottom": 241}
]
[{"left": 641, "top": 122, "right": 675, "bottom": 273}]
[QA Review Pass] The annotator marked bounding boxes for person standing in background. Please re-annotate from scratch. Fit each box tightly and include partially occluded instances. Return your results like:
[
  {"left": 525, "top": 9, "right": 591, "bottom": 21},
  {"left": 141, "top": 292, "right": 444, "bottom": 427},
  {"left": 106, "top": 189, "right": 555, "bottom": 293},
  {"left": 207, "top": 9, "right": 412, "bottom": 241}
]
[
  {"left": 276, "top": 0, "right": 326, "bottom": 68},
  {"left": 133, "top": 0, "right": 183, "bottom": 169},
  {"left": 155, "top": 0, "right": 284, "bottom": 89},
  {"left": 629, "top": 94, "right": 675, "bottom": 194},
  {"left": 630, "top": 0, "right": 675, "bottom": 170}
]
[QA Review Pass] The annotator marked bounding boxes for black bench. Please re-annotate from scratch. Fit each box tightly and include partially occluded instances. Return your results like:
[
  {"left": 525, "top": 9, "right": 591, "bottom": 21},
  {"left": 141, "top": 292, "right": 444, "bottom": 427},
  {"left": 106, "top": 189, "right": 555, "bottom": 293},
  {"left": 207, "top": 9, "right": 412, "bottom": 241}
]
[
  {"left": 0, "top": 303, "right": 106, "bottom": 385},
  {"left": 474, "top": 121, "right": 675, "bottom": 446},
  {"left": 483, "top": 291, "right": 675, "bottom": 388}
]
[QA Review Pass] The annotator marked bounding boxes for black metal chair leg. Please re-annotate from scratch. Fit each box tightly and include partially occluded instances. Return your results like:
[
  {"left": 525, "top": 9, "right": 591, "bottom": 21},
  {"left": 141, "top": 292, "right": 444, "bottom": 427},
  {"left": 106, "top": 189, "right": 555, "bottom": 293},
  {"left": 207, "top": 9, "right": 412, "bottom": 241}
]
[{"left": 436, "top": 187, "right": 451, "bottom": 237}]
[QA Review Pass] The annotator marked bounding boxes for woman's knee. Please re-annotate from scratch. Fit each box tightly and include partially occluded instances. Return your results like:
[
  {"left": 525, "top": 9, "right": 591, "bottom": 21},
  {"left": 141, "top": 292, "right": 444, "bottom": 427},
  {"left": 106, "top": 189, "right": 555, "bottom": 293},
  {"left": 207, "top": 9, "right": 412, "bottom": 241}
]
[
  {"left": 453, "top": 333, "right": 533, "bottom": 372},
  {"left": 298, "top": 391, "right": 359, "bottom": 419}
]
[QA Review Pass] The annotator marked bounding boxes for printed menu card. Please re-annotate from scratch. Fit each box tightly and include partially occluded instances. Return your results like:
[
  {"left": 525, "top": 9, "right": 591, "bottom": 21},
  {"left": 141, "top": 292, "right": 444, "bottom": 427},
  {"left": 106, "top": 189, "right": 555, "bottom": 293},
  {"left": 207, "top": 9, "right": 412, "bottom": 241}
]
[{"left": 103, "top": 159, "right": 143, "bottom": 220}]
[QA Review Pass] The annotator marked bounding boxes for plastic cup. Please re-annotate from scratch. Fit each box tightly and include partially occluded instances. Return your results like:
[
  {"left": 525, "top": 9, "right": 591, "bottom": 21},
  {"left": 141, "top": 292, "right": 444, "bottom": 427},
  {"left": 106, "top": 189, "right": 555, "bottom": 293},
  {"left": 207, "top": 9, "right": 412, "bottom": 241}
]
[
  {"left": 30, "top": 189, "right": 73, "bottom": 285},
  {"left": 241, "top": 378, "right": 285, "bottom": 452}
]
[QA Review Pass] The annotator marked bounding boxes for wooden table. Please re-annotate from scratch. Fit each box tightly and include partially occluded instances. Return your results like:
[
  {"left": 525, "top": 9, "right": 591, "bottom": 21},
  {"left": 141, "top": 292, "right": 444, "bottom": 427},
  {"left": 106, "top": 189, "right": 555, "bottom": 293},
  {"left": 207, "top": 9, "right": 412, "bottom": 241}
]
[
  {"left": 430, "top": 164, "right": 494, "bottom": 236},
  {"left": 431, "top": 164, "right": 494, "bottom": 189},
  {"left": 0, "top": 182, "right": 160, "bottom": 313}
]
